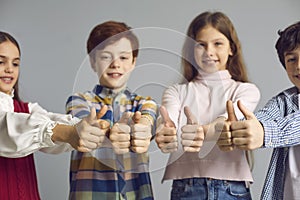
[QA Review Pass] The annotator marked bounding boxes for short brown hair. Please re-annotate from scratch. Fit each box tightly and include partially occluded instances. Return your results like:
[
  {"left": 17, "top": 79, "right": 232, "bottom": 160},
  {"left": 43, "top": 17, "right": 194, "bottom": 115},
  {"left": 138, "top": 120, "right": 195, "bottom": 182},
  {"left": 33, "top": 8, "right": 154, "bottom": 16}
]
[{"left": 87, "top": 21, "right": 139, "bottom": 62}]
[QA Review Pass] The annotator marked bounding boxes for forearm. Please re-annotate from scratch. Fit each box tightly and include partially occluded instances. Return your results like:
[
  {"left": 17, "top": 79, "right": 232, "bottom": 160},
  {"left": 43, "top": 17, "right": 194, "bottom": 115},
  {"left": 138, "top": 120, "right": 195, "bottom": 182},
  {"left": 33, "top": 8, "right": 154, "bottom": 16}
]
[
  {"left": 51, "top": 124, "right": 78, "bottom": 144},
  {"left": 203, "top": 116, "right": 226, "bottom": 141},
  {"left": 261, "top": 116, "right": 300, "bottom": 148}
]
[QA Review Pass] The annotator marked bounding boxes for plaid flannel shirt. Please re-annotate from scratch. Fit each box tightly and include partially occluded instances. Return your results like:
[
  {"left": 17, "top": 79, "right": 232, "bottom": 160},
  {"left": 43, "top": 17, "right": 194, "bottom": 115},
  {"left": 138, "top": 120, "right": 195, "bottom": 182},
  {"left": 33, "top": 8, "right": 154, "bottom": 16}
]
[
  {"left": 66, "top": 85, "right": 157, "bottom": 200},
  {"left": 255, "top": 87, "right": 300, "bottom": 200}
]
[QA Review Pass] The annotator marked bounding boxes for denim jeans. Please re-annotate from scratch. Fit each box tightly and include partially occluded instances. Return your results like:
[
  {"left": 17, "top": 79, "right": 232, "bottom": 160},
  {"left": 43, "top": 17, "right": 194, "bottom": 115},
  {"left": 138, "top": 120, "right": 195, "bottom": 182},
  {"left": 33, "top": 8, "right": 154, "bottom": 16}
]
[{"left": 170, "top": 178, "right": 251, "bottom": 200}]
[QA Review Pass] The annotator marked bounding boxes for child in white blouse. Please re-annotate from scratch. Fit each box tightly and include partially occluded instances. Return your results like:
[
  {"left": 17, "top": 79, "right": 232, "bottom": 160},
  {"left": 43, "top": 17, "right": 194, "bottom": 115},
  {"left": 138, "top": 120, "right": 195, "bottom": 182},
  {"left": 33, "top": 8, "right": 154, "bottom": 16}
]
[
  {"left": 155, "top": 11, "right": 260, "bottom": 199},
  {"left": 0, "top": 31, "right": 109, "bottom": 199}
]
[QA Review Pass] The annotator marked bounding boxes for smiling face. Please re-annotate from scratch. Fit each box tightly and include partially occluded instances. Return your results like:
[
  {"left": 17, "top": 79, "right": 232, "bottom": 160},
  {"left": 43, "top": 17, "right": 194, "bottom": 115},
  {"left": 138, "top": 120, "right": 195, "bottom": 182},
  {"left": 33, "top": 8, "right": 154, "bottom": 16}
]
[
  {"left": 0, "top": 41, "right": 20, "bottom": 95},
  {"left": 91, "top": 37, "right": 135, "bottom": 91},
  {"left": 285, "top": 46, "right": 300, "bottom": 91},
  {"left": 194, "top": 25, "right": 232, "bottom": 73}
]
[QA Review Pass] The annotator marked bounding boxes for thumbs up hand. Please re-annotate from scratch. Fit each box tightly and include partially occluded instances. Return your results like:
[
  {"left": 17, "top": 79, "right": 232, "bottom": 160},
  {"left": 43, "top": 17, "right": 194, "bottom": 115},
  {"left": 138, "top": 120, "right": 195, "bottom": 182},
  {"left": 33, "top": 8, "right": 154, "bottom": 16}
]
[
  {"left": 131, "top": 111, "right": 152, "bottom": 154},
  {"left": 110, "top": 112, "right": 132, "bottom": 154},
  {"left": 155, "top": 106, "right": 178, "bottom": 153},
  {"left": 230, "top": 100, "right": 264, "bottom": 150},
  {"left": 95, "top": 105, "right": 110, "bottom": 148},
  {"left": 181, "top": 106, "right": 204, "bottom": 152},
  {"left": 74, "top": 107, "right": 108, "bottom": 152},
  {"left": 216, "top": 100, "right": 237, "bottom": 151}
]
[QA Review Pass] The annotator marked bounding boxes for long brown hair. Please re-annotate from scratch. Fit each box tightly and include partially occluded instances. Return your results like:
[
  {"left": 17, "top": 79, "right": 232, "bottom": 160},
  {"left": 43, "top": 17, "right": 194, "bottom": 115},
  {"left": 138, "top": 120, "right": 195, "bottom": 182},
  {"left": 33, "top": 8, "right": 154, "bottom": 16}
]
[
  {"left": 182, "top": 11, "right": 249, "bottom": 82},
  {"left": 0, "top": 31, "right": 21, "bottom": 101}
]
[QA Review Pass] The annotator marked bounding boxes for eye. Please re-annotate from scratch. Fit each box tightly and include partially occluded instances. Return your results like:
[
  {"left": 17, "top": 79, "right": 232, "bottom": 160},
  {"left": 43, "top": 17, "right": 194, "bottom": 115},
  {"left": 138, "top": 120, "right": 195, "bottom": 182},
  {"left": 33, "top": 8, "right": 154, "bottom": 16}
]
[
  {"left": 286, "top": 57, "right": 296, "bottom": 63},
  {"left": 100, "top": 55, "right": 112, "bottom": 61},
  {"left": 120, "top": 56, "right": 129, "bottom": 60},
  {"left": 13, "top": 62, "right": 20, "bottom": 67},
  {"left": 0, "top": 61, "right": 4, "bottom": 65},
  {"left": 215, "top": 42, "right": 223, "bottom": 46},
  {"left": 195, "top": 42, "right": 205, "bottom": 49}
]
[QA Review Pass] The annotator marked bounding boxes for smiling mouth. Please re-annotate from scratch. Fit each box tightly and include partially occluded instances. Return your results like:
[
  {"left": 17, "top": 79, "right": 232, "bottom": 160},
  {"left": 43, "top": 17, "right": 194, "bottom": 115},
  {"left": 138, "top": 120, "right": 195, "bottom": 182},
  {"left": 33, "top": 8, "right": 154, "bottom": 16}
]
[
  {"left": 107, "top": 73, "right": 122, "bottom": 78},
  {"left": 295, "top": 74, "right": 300, "bottom": 79},
  {"left": 0, "top": 77, "right": 14, "bottom": 83},
  {"left": 203, "top": 59, "right": 217, "bottom": 63}
]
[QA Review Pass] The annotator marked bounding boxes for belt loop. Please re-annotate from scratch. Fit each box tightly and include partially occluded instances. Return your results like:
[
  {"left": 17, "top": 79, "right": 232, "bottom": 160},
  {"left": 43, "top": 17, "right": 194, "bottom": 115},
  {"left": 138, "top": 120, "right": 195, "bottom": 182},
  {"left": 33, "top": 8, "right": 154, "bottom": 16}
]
[{"left": 189, "top": 178, "right": 193, "bottom": 185}]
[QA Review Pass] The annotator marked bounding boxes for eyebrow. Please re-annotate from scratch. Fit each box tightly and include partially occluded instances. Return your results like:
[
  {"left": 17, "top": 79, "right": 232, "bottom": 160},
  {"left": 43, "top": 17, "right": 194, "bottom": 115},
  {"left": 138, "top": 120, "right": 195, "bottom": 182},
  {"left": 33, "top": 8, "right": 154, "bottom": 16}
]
[
  {"left": 284, "top": 52, "right": 296, "bottom": 56},
  {"left": 98, "top": 51, "right": 132, "bottom": 55},
  {"left": 0, "top": 55, "right": 20, "bottom": 60},
  {"left": 196, "top": 38, "right": 226, "bottom": 42}
]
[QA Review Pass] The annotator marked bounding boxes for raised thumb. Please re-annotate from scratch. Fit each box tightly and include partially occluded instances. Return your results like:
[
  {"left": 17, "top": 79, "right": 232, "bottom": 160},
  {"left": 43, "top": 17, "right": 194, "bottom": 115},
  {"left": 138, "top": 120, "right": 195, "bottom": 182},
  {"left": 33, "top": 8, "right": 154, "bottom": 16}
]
[
  {"left": 226, "top": 100, "right": 237, "bottom": 122},
  {"left": 88, "top": 107, "right": 97, "bottom": 122},
  {"left": 237, "top": 100, "right": 255, "bottom": 120},
  {"left": 184, "top": 106, "right": 197, "bottom": 125},
  {"left": 132, "top": 111, "right": 141, "bottom": 123},
  {"left": 118, "top": 112, "right": 133, "bottom": 124},
  {"left": 96, "top": 105, "right": 108, "bottom": 119},
  {"left": 159, "top": 106, "right": 175, "bottom": 127}
]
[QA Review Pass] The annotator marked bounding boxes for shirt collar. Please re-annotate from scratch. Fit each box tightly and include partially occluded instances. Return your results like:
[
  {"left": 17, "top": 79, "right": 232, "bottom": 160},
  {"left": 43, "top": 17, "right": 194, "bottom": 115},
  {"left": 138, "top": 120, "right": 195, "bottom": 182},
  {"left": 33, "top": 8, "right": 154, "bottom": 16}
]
[
  {"left": 92, "top": 85, "right": 130, "bottom": 99},
  {"left": 194, "top": 70, "right": 232, "bottom": 81},
  {"left": 283, "top": 86, "right": 299, "bottom": 112}
]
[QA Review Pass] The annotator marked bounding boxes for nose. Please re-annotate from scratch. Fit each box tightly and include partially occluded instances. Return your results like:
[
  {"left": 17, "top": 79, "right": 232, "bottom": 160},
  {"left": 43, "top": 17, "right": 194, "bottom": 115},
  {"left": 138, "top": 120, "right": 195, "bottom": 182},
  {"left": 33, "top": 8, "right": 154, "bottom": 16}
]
[
  {"left": 4, "top": 63, "right": 14, "bottom": 73},
  {"left": 205, "top": 44, "right": 214, "bottom": 56},
  {"left": 110, "top": 58, "right": 121, "bottom": 69},
  {"left": 297, "top": 59, "right": 300, "bottom": 70}
]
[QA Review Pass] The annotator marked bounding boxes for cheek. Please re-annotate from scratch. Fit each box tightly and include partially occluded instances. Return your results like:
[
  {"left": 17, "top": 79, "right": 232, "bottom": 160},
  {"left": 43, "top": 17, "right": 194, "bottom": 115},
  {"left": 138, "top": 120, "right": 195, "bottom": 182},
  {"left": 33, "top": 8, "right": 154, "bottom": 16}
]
[
  {"left": 286, "top": 66, "right": 295, "bottom": 74},
  {"left": 194, "top": 48, "right": 205, "bottom": 65},
  {"left": 95, "top": 63, "right": 110, "bottom": 77},
  {"left": 124, "top": 63, "right": 135, "bottom": 73},
  {"left": 15, "top": 69, "right": 20, "bottom": 80}
]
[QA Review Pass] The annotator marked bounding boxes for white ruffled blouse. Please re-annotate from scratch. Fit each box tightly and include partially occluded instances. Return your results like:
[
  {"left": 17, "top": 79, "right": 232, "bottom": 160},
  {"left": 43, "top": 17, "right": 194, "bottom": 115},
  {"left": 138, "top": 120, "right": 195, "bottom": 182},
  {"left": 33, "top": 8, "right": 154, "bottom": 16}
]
[{"left": 0, "top": 91, "right": 80, "bottom": 158}]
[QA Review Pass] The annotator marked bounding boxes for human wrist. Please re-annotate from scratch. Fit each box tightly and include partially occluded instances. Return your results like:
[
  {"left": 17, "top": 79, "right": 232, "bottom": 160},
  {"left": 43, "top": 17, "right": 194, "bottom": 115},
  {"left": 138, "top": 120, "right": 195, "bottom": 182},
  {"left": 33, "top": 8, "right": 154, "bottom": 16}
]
[
  {"left": 140, "top": 114, "right": 153, "bottom": 126},
  {"left": 51, "top": 124, "right": 77, "bottom": 143}
]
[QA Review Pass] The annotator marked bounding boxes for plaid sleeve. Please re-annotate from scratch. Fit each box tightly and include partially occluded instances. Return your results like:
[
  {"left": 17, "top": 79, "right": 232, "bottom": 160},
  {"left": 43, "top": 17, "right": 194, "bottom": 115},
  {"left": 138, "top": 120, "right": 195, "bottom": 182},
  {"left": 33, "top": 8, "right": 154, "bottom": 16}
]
[
  {"left": 136, "top": 97, "right": 158, "bottom": 136},
  {"left": 256, "top": 96, "right": 300, "bottom": 148},
  {"left": 65, "top": 94, "right": 90, "bottom": 118}
]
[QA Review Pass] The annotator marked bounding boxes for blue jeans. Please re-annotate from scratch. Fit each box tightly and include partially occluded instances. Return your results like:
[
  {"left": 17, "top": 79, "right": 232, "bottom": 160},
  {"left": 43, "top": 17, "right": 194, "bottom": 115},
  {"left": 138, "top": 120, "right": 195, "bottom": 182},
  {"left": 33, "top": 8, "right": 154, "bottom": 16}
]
[{"left": 170, "top": 178, "right": 251, "bottom": 200}]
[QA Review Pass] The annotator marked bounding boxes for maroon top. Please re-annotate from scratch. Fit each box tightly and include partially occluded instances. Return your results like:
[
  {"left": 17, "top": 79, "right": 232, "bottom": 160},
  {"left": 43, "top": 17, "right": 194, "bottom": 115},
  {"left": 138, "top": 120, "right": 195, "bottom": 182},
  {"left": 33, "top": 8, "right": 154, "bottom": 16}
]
[{"left": 0, "top": 99, "right": 40, "bottom": 200}]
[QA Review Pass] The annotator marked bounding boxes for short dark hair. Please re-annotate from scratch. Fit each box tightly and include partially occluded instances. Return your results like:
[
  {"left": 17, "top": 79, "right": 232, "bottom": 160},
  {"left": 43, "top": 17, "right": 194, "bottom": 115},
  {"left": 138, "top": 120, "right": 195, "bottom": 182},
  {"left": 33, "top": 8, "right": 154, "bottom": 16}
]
[
  {"left": 275, "top": 21, "right": 300, "bottom": 69},
  {"left": 87, "top": 21, "right": 139, "bottom": 62}
]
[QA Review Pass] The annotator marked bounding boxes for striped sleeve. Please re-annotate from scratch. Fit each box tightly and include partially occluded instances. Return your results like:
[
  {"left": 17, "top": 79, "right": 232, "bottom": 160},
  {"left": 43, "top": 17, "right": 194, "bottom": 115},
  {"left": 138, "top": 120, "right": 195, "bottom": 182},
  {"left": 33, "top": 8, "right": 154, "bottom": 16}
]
[
  {"left": 65, "top": 94, "right": 90, "bottom": 118},
  {"left": 137, "top": 97, "right": 158, "bottom": 136}
]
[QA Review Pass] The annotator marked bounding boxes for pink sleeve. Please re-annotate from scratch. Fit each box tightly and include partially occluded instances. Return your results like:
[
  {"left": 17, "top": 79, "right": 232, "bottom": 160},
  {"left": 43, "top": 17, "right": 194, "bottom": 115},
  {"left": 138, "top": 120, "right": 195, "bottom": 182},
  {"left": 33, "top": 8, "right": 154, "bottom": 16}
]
[
  {"left": 230, "top": 82, "right": 261, "bottom": 120},
  {"left": 161, "top": 84, "right": 182, "bottom": 128}
]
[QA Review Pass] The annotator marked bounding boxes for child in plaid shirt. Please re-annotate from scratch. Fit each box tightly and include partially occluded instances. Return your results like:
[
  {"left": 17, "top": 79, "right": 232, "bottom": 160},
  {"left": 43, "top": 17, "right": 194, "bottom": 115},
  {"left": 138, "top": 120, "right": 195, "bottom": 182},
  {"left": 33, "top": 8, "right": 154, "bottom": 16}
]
[{"left": 66, "top": 21, "right": 157, "bottom": 200}]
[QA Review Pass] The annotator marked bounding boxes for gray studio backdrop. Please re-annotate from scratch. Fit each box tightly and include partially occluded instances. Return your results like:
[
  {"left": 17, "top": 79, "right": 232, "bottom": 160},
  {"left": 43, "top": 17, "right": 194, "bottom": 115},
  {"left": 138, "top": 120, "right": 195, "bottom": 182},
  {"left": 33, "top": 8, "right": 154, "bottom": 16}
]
[{"left": 1, "top": 0, "right": 300, "bottom": 199}]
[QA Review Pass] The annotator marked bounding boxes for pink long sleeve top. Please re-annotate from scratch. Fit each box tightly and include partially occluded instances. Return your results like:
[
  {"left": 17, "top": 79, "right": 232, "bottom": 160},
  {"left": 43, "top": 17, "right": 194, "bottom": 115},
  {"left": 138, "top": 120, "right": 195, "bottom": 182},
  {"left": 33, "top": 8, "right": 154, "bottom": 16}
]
[{"left": 161, "top": 70, "right": 260, "bottom": 182}]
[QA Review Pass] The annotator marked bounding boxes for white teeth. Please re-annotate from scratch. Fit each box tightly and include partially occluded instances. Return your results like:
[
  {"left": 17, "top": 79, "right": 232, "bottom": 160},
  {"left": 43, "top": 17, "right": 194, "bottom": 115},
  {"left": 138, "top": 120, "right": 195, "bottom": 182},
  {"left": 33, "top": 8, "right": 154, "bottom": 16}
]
[
  {"left": 2, "top": 78, "right": 12, "bottom": 81},
  {"left": 110, "top": 73, "right": 121, "bottom": 78}
]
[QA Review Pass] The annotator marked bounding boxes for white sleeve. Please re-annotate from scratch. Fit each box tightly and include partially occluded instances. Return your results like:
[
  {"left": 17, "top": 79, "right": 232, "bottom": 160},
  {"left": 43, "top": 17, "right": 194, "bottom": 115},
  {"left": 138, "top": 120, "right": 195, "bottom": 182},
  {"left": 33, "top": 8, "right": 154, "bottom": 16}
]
[{"left": 0, "top": 103, "right": 80, "bottom": 158}]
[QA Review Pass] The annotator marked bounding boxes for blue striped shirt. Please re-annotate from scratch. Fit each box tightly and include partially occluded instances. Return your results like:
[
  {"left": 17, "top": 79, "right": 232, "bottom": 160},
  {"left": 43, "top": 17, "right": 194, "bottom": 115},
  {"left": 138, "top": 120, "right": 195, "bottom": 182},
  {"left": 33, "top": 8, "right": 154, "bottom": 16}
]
[
  {"left": 65, "top": 85, "right": 158, "bottom": 200},
  {"left": 255, "top": 87, "right": 300, "bottom": 200}
]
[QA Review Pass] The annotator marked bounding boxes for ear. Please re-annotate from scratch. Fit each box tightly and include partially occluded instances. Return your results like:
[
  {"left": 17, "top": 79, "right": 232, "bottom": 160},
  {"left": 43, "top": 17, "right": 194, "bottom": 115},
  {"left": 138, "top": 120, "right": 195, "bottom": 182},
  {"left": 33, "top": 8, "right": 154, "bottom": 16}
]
[
  {"left": 132, "top": 57, "right": 137, "bottom": 66},
  {"left": 89, "top": 56, "right": 97, "bottom": 72}
]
